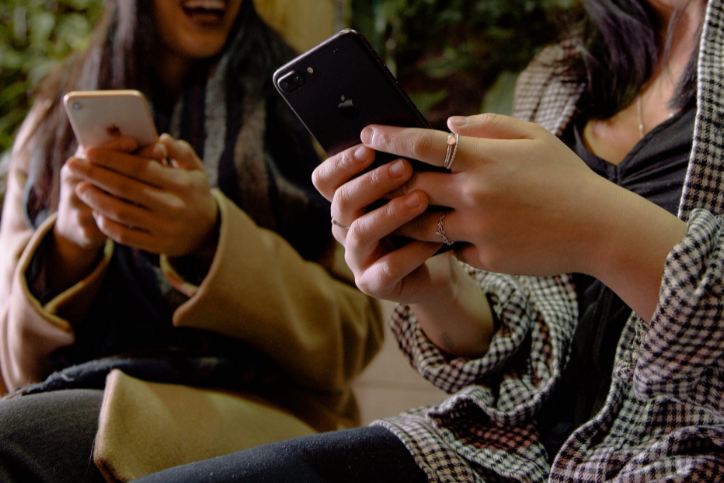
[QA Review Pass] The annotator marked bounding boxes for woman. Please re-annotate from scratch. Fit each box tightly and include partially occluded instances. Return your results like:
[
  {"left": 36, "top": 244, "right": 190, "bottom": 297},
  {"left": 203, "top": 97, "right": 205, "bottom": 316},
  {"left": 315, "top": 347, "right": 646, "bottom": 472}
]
[
  {"left": 0, "top": 1, "right": 382, "bottom": 482},
  {"left": 137, "top": 0, "right": 722, "bottom": 481}
]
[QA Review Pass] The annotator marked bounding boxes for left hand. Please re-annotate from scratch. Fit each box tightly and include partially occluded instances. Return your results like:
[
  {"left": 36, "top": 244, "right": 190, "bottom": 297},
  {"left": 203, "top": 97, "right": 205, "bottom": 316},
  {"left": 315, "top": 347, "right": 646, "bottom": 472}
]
[
  {"left": 67, "top": 133, "right": 218, "bottom": 257},
  {"left": 361, "top": 113, "right": 616, "bottom": 277}
]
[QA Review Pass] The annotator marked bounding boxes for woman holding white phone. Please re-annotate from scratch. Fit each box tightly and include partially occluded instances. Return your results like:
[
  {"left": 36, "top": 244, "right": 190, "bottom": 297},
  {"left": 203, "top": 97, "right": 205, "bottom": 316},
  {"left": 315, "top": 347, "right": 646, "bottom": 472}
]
[{"left": 0, "top": 1, "right": 382, "bottom": 482}]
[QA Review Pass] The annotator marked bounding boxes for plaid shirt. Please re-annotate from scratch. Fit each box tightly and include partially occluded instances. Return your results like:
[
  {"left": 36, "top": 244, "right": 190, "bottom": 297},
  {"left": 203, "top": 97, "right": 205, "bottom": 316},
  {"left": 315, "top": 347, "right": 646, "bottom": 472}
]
[{"left": 376, "top": 1, "right": 723, "bottom": 481}]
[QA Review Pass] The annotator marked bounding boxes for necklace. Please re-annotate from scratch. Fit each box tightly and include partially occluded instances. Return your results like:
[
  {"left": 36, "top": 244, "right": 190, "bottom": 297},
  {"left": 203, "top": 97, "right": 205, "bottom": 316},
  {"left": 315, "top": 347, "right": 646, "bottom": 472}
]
[{"left": 636, "top": 95, "right": 645, "bottom": 139}]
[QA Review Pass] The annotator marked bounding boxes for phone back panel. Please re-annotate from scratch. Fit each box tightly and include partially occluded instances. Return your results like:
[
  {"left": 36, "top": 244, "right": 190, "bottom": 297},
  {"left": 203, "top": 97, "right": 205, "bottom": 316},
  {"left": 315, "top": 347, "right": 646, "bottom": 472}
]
[
  {"left": 63, "top": 90, "right": 158, "bottom": 149},
  {"left": 273, "top": 30, "right": 429, "bottom": 157}
]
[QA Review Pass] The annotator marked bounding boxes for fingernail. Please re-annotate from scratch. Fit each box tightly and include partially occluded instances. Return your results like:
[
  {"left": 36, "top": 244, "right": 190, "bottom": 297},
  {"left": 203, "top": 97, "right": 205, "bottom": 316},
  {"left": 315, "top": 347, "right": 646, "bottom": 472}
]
[
  {"left": 449, "top": 116, "right": 467, "bottom": 128},
  {"left": 354, "top": 146, "right": 369, "bottom": 161},
  {"left": 153, "top": 143, "right": 166, "bottom": 158},
  {"left": 405, "top": 192, "right": 422, "bottom": 208},
  {"left": 360, "top": 127, "right": 374, "bottom": 144},
  {"left": 388, "top": 159, "right": 406, "bottom": 178}
]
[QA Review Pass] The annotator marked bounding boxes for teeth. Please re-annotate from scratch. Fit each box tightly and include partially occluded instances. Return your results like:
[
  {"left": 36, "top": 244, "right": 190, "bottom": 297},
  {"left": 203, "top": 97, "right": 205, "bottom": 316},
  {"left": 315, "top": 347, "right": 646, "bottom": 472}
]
[{"left": 182, "top": 0, "right": 225, "bottom": 11}]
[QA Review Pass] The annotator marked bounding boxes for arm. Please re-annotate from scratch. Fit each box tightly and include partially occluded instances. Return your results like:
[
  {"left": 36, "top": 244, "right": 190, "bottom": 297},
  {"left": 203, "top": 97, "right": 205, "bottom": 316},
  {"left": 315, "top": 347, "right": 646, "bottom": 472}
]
[
  {"left": 0, "top": 102, "right": 114, "bottom": 392},
  {"left": 171, "top": 190, "right": 384, "bottom": 392}
]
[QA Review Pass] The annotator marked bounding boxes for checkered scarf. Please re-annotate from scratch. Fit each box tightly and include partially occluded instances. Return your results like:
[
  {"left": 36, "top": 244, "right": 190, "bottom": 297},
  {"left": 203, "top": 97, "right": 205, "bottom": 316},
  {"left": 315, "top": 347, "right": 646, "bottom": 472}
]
[{"left": 376, "top": 1, "right": 723, "bottom": 481}]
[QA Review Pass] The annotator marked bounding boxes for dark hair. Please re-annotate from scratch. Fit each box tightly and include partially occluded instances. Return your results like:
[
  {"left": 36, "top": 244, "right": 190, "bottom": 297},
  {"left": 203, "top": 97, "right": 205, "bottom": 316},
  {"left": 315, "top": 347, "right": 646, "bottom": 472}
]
[
  {"left": 565, "top": 0, "right": 700, "bottom": 120},
  {"left": 23, "top": 0, "right": 288, "bottom": 224}
]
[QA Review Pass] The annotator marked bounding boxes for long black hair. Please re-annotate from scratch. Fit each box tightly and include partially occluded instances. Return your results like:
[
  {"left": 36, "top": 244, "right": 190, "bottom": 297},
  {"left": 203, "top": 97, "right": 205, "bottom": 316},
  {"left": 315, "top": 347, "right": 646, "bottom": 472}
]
[
  {"left": 564, "top": 0, "right": 700, "bottom": 120},
  {"left": 24, "top": 0, "right": 296, "bottom": 225}
]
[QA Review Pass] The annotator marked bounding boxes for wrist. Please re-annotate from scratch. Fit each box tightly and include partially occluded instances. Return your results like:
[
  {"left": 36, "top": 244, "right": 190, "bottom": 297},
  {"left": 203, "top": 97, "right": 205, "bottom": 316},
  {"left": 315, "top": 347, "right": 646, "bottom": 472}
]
[
  {"left": 47, "top": 227, "right": 105, "bottom": 291},
  {"left": 411, "top": 257, "right": 494, "bottom": 357}
]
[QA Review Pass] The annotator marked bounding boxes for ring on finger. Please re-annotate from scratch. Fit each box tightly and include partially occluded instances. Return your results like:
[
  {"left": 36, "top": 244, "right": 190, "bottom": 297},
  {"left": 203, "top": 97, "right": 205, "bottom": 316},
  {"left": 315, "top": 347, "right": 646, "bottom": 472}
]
[
  {"left": 435, "top": 213, "right": 454, "bottom": 246},
  {"left": 442, "top": 132, "right": 460, "bottom": 171},
  {"left": 331, "top": 217, "right": 349, "bottom": 230}
]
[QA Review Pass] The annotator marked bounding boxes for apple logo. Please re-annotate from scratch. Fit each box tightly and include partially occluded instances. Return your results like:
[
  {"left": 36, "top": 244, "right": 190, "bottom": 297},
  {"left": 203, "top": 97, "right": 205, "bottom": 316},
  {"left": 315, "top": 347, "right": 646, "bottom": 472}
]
[
  {"left": 106, "top": 124, "right": 122, "bottom": 137},
  {"left": 337, "top": 95, "right": 360, "bottom": 119}
]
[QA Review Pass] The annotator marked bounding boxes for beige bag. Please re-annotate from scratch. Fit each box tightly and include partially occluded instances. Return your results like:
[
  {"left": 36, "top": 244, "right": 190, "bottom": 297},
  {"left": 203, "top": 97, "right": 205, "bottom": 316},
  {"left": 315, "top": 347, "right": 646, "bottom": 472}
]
[{"left": 94, "top": 370, "right": 315, "bottom": 482}]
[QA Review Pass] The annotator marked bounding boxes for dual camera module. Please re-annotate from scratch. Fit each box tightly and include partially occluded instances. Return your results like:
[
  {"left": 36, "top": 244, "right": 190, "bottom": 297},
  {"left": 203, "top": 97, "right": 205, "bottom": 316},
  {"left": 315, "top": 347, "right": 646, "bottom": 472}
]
[{"left": 277, "top": 67, "right": 314, "bottom": 93}]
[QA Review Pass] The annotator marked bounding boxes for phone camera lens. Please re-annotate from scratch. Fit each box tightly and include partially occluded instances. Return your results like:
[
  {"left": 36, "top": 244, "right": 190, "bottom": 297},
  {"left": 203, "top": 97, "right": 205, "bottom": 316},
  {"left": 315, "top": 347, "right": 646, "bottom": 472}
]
[
  {"left": 72, "top": 101, "right": 82, "bottom": 111},
  {"left": 278, "top": 70, "right": 305, "bottom": 93}
]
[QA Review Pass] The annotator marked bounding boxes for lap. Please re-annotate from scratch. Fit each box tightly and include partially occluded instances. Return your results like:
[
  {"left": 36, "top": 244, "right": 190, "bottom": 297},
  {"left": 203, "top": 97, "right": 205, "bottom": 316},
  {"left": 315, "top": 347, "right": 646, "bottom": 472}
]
[
  {"left": 136, "top": 425, "right": 429, "bottom": 483},
  {"left": 0, "top": 389, "right": 106, "bottom": 483}
]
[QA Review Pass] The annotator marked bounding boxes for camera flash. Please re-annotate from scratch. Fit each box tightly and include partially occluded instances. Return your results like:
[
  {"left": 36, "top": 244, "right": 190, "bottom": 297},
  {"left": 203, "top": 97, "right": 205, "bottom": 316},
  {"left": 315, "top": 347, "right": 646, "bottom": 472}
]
[
  {"left": 307, "top": 67, "right": 314, "bottom": 74},
  {"left": 72, "top": 102, "right": 82, "bottom": 110}
]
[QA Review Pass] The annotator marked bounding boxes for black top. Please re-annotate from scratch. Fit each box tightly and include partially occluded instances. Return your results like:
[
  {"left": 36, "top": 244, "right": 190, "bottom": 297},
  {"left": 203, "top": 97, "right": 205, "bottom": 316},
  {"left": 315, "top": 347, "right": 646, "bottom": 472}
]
[{"left": 537, "top": 104, "right": 695, "bottom": 460}]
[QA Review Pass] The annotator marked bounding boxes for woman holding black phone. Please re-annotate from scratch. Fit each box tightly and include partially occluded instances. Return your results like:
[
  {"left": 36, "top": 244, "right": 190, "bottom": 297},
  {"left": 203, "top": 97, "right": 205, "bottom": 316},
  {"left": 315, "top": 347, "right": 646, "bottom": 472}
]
[{"left": 138, "top": 0, "right": 722, "bottom": 481}]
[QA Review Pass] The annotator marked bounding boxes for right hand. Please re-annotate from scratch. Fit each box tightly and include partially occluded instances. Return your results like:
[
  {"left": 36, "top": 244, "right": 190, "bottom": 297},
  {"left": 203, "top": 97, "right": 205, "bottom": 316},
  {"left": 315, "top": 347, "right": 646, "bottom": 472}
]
[
  {"left": 313, "top": 145, "right": 494, "bottom": 357},
  {"left": 313, "top": 145, "right": 443, "bottom": 304},
  {"left": 50, "top": 137, "right": 164, "bottom": 289}
]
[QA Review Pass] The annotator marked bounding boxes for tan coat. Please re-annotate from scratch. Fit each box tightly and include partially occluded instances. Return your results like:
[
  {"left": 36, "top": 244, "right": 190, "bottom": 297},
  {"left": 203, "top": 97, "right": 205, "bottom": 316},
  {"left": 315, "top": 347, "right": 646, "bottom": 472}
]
[{"left": 0, "top": 101, "right": 383, "bottom": 480}]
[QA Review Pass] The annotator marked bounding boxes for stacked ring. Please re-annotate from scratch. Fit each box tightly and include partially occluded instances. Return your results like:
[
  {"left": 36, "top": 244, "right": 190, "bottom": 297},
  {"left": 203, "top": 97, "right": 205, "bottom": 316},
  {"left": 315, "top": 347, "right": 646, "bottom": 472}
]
[
  {"left": 442, "top": 132, "right": 460, "bottom": 170},
  {"left": 435, "top": 213, "right": 454, "bottom": 246}
]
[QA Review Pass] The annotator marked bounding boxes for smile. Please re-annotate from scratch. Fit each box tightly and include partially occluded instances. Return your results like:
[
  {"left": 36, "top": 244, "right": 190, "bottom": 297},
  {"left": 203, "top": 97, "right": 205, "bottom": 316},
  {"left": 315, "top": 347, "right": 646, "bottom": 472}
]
[{"left": 181, "top": 0, "right": 227, "bottom": 24}]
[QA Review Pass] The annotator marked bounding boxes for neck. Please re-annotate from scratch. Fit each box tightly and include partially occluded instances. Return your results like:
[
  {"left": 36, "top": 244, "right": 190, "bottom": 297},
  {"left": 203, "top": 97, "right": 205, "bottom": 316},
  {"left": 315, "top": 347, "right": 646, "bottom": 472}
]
[
  {"left": 157, "top": 52, "right": 191, "bottom": 99},
  {"left": 655, "top": 0, "right": 705, "bottom": 73}
]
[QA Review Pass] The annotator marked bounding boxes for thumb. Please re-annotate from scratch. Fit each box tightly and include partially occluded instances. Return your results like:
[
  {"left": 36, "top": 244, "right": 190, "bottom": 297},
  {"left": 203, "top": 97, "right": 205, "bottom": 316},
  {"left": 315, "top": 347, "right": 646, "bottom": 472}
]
[
  {"left": 447, "top": 113, "right": 536, "bottom": 140},
  {"left": 159, "top": 133, "right": 204, "bottom": 170}
]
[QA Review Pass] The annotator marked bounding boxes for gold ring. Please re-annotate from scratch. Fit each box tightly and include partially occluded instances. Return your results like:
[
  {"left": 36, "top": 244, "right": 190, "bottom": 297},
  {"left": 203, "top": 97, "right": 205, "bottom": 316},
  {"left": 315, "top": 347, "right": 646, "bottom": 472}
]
[
  {"left": 442, "top": 132, "right": 460, "bottom": 170},
  {"left": 331, "top": 217, "right": 349, "bottom": 230}
]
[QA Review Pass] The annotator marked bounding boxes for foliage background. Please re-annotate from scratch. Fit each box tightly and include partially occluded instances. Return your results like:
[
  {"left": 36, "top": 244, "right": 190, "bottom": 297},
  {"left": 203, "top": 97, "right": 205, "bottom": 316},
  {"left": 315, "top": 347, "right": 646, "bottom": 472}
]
[
  {"left": 0, "top": 0, "right": 102, "bottom": 153},
  {"left": 0, "top": 0, "right": 576, "bottom": 154}
]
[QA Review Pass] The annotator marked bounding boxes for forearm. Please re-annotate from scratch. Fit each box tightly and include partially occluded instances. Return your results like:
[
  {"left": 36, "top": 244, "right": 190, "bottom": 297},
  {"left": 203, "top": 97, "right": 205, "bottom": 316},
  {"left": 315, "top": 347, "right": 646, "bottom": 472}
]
[
  {"left": 172, "top": 192, "right": 384, "bottom": 391},
  {"left": 581, "top": 178, "right": 688, "bottom": 320}
]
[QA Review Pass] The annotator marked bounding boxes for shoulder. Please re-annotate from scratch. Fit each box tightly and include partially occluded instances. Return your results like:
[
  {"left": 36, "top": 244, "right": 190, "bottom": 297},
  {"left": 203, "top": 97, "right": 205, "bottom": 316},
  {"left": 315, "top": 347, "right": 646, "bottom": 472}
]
[{"left": 513, "top": 39, "right": 583, "bottom": 133}]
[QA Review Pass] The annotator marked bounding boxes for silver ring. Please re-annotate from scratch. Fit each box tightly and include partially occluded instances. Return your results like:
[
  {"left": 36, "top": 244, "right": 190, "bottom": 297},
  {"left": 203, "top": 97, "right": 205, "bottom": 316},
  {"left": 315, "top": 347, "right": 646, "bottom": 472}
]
[
  {"left": 442, "top": 132, "right": 459, "bottom": 170},
  {"left": 435, "top": 213, "right": 454, "bottom": 246},
  {"left": 331, "top": 217, "right": 349, "bottom": 230}
]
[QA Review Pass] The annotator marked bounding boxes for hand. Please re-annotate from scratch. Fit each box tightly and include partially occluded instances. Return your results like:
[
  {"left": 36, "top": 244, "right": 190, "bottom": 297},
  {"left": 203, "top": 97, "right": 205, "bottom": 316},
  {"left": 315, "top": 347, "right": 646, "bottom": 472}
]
[
  {"left": 362, "top": 113, "right": 687, "bottom": 319},
  {"left": 313, "top": 145, "right": 441, "bottom": 303},
  {"left": 313, "top": 145, "right": 494, "bottom": 356},
  {"left": 68, "top": 133, "right": 218, "bottom": 257},
  {"left": 360, "top": 114, "right": 607, "bottom": 277}
]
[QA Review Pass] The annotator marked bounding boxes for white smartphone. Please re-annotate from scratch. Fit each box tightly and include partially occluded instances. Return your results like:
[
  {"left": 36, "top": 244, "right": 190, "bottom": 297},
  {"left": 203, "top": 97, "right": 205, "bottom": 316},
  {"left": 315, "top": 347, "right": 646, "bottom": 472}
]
[{"left": 63, "top": 89, "right": 158, "bottom": 149}]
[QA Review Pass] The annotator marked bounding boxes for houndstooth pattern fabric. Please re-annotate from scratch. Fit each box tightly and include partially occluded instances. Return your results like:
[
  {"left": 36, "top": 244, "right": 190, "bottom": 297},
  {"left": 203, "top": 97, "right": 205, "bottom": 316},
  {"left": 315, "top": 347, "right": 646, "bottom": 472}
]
[{"left": 375, "top": 1, "right": 724, "bottom": 481}]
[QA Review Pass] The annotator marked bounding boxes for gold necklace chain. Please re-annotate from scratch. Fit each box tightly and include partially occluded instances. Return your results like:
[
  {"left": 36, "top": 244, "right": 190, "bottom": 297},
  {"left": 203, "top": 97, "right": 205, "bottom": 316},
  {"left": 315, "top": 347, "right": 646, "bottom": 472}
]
[{"left": 636, "top": 95, "right": 645, "bottom": 139}]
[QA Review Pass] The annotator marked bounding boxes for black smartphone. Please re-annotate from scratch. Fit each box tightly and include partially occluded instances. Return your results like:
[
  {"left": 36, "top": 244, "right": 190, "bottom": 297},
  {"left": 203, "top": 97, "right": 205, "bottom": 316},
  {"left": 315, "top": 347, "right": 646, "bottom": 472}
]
[
  {"left": 273, "top": 29, "right": 438, "bottom": 170},
  {"left": 274, "top": 29, "right": 456, "bottom": 252}
]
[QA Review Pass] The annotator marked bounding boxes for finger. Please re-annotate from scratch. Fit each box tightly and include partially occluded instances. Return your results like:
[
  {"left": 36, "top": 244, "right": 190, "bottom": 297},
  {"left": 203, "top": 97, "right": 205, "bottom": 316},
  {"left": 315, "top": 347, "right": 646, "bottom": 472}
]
[
  {"left": 68, "top": 156, "right": 166, "bottom": 206},
  {"left": 312, "top": 145, "right": 376, "bottom": 201},
  {"left": 84, "top": 148, "right": 166, "bottom": 187},
  {"left": 159, "top": 134, "right": 204, "bottom": 170},
  {"left": 94, "top": 135, "right": 139, "bottom": 153},
  {"left": 447, "top": 113, "right": 540, "bottom": 139},
  {"left": 386, "top": 170, "right": 463, "bottom": 209},
  {"left": 395, "top": 209, "right": 465, "bottom": 245},
  {"left": 355, "top": 240, "right": 441, "bottom": 299},
  {"left": 330, "top": 159, "right": 413, "bottom": 227},
  {"left": 76, "top": 183, "right": 156, "bottom": 231},
  {"left": 345, "top": 191, "right": 428, "bottom": 265},
  {"left": 137, "top": 141, "right": 168, "bottom": 163},
  {"left": 93, "top": 211, "right": 156, "bottom": 251}
]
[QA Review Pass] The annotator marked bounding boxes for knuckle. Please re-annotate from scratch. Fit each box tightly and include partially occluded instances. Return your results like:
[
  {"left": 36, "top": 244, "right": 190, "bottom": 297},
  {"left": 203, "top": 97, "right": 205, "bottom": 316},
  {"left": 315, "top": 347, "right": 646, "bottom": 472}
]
[
  {"left": 410, "top": 134, "right": 433, "bottom": 160},
  {"left": 459, "top": 179, "right": 486, "bottom": 207},
  {"left": 332, "top": 186, "right": 353, "bottom": 214}
]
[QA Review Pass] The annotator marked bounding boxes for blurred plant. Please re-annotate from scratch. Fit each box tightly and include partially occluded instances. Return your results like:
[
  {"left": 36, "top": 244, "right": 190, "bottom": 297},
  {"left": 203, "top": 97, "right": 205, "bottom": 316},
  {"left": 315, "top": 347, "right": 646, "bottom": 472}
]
[
  {"left": 0, "top": 0, "right": 102, "bottom": 153},
  {"left": 349, "top": 0, "right": 578, "bottom": 126}
]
